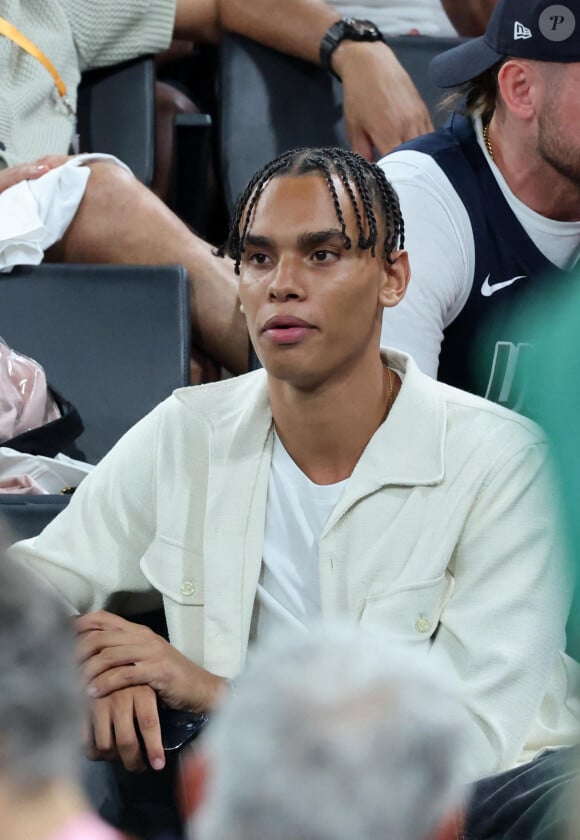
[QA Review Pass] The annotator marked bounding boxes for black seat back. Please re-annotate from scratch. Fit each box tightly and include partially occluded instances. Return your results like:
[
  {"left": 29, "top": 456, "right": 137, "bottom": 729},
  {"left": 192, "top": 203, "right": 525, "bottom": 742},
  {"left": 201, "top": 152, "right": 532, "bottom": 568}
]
[
  {"left": 0, "top": 263, "right": 190, "bottom": 464},
  {"left": 78, "top": 56, "right": 156, "bottom": 185}
]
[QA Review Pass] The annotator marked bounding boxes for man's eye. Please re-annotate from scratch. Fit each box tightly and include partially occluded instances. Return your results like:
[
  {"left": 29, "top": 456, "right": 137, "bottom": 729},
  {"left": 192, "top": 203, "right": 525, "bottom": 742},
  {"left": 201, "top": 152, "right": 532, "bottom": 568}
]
[
  {"left": 312, "top": 250, "right": 335, "bottom": 262},
  {"left": 249, "top": 252, "right": 269, "bottom": 265}
]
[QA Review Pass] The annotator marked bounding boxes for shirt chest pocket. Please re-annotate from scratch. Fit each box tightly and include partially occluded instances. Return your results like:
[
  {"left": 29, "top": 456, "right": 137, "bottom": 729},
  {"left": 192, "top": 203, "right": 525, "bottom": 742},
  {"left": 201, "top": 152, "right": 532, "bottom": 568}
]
[
  {"left": 140, "top": 536, "right": 204, "bottom": 607},
  {"left": 360, "top": 572, "right": 454, "bottom": 642}
]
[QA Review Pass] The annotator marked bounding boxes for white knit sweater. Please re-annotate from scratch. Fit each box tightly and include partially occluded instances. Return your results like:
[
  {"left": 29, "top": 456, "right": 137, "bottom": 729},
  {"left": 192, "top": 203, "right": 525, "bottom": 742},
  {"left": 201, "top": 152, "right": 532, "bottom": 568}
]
[{"left": 0, "top": 0, "right": 175, "bottom": 168}]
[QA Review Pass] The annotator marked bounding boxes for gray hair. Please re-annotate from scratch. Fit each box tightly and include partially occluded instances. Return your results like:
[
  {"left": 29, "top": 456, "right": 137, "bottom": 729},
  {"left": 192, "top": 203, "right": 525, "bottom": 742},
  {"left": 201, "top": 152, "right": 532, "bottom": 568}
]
[
  {"left": 192, "top": 626, "right": 469, "bottom": 840},
  {"left": 0, "top": 554, "right": 84, "bottom": 792}
]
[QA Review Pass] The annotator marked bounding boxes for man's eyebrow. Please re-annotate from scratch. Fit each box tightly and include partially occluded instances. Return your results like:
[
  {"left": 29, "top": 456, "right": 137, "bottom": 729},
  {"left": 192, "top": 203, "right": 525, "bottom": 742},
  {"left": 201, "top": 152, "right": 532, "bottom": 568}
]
[
  {"left": 243, "top": 233, "right": 272, "bottom": 249},
  {"left": 243, "top": 229, "right": 345, "bottom": 250},
  {"left": 297, "top": 229, "right": 345, "bottom": 248}
]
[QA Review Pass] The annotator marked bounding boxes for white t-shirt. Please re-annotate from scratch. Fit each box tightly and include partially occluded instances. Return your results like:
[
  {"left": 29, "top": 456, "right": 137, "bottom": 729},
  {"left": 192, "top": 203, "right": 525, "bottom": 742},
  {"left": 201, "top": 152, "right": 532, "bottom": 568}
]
[
  {"left": 328, "top": 0, "right": 456, "bottom": 36},
  {"left": 254, "top": 432, "right": 346, "bottom": 643},
  {"left": 378, "top": 116, "right": 580, "bottom": 377}
]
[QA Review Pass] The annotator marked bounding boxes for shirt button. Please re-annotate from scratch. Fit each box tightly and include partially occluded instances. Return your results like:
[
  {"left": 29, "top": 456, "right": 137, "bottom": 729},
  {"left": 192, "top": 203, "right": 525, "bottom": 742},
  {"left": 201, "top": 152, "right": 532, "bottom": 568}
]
[
  {"left": 415, "top": 616, "right": 431, "bottom": 633},
  {"left": 180, "top": 579, "right": 196, "bottom": 596}
]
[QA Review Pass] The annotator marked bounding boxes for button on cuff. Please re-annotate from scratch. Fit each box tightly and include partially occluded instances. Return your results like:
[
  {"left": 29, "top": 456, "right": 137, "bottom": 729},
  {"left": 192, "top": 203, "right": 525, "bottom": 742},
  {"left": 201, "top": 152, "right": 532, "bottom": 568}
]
[{"left": 180, "top": 579, "right": 196, "bottom": 596}]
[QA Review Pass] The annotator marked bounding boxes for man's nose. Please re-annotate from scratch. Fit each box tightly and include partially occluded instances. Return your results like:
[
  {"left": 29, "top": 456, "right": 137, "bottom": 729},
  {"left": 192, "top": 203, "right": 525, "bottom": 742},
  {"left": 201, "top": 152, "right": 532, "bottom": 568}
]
[{"left": 267, "top": 256, "right": 305, "bottom": 300}]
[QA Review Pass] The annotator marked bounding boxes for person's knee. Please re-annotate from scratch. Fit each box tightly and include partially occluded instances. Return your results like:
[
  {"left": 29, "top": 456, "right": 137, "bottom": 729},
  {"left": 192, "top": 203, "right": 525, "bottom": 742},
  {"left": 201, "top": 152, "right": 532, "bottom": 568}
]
[
  {"left": 83, "top": 159, "right": 139, "bottom": 207},
  {"left": 46, "top": 160, "right": 145, "bottom": 263}
]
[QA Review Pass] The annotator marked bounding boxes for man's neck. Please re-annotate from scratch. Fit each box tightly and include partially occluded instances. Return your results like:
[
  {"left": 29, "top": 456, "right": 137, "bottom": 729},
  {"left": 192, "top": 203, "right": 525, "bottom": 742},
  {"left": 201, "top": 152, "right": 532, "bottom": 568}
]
[
  {"left": 488, "top": 115, "right": 580, "bottom": 222},
  {"left": 0, "top": 778, "right": 89, "bottom": 840},
  {"left": 268, "top": 354, "right": 398, "bottom": 485}
]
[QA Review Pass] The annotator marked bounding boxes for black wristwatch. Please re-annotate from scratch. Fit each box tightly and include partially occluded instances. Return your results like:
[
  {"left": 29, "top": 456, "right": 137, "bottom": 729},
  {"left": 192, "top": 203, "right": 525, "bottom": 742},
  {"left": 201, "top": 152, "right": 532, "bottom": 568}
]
[{"left": 320, "top": 17, "right": 384, "bottom": 79}]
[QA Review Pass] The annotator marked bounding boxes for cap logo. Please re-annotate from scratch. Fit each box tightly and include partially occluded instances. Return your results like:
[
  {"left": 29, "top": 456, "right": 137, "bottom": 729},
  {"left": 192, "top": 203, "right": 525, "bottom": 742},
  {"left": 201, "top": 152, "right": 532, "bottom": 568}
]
[
  {"left": 538, "top": 5, "right": 576, "bottom": 41},
  {"left": 514, "top": 21, "right": 532, "bottom": 40}
]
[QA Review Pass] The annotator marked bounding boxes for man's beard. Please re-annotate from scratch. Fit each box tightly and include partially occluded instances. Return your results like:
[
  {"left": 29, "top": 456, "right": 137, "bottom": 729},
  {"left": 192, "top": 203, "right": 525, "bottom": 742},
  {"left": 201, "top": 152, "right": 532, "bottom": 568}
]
[{"left": 537, "top": 104, "right": 580, "bottom": 190}]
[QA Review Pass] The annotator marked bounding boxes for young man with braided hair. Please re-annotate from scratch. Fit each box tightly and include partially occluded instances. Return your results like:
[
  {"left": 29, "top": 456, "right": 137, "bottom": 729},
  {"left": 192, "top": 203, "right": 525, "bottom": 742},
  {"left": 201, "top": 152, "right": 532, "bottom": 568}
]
[
  {"left": 0, "top": 0, "right": 436, "bottom": 376},
  {"left": 11, "top": 148, "right": 578, "bottom": 838}
]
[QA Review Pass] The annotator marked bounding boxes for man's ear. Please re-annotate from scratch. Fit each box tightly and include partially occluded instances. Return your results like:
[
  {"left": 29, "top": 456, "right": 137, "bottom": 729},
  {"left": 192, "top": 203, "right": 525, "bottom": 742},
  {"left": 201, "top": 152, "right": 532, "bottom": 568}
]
[
  {"left": 497, "top": 59, "right": 538, "bottom": 121},
  {"left": 379, "top": 250, "right": 410, "bottom": 309}
]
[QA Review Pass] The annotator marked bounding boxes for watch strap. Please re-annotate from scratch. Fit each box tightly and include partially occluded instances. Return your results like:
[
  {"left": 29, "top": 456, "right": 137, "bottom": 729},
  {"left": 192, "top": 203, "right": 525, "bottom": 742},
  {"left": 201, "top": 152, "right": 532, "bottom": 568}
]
[{"left": 320, "top": 18, "right": 384, "bottom": 78}]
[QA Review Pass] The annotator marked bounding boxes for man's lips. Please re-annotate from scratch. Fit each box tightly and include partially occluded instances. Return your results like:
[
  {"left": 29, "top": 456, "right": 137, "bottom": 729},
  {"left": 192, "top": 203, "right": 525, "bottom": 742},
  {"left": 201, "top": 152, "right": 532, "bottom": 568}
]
[
  {"left": 261, "top": 315, "right": 316, "bottom": 344},
  {"left": 261, "top": 315, "right": 315, "bottom": 332}
]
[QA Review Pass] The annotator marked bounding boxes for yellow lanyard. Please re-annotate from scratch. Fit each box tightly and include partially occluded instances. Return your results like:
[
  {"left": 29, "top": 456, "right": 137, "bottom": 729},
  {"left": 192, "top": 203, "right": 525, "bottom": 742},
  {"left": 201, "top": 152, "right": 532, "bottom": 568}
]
[{"left": 0, "top": 16, "right": 74, "bottom": 116}]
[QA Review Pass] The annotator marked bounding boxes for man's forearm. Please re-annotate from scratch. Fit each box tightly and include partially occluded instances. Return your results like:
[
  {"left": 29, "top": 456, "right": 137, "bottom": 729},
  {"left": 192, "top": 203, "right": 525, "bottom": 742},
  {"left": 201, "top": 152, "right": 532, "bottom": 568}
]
[
  {"left": 440, "top": 0, "right": 497, "bottom": 36},
  {"left": 174, "top": 0, "right": 433, "bottom": 159},
  {"left": 216, "top": 0, "right": 340, "bottom": 64}
]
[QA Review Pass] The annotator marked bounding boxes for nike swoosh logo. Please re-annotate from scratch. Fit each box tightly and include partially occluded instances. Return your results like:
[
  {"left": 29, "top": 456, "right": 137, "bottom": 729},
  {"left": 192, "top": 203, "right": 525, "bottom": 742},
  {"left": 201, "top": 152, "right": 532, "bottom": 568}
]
[{"left": 481, "top": 274, "right": 526, "bottom": 297}]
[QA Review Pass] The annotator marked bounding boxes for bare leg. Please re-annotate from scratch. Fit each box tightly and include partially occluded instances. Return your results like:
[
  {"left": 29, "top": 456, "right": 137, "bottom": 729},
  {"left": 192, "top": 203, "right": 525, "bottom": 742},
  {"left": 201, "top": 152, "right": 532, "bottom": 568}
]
[{"left": 46, "top": 161, "right": 248, "bottom": 374}]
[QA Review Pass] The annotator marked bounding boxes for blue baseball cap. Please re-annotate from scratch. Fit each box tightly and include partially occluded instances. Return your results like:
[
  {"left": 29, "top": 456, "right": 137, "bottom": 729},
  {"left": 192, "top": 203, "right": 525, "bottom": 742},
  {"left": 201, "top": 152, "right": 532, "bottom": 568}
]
[{"left": 430, "top": 0, "right": 580, "bottom": 88}]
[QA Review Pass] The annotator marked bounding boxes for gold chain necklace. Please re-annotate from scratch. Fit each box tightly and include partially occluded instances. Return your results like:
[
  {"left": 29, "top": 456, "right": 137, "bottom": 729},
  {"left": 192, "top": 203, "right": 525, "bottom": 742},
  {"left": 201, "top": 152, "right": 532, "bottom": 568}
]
[
  {"left": 483, "top": 121, "right": 495, "bottom": 162},
  {"left": 383, "top": 364, "right": 395, "bottom": 421}
]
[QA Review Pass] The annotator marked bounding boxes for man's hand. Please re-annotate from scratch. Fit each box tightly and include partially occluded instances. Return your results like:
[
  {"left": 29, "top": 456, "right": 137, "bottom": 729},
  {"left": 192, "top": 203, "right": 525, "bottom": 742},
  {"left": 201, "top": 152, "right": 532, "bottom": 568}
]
[
  {"left": 85, "top": 684, "right": 164, "bottom": 772},
  {"left": 76, "top": 611, "right": 225, "bottom": 716},
  {"left": 332, "top": 41, "right": 433, "bottom": 160},
  {"left": 76, "top": 610, "right": 226, "bottom": 772},
  {"left": 0, "top": 156, "right": 70, "bottom": 194},
  {"left": 197, "top": 0, "right": 432, "bottom": 159}
]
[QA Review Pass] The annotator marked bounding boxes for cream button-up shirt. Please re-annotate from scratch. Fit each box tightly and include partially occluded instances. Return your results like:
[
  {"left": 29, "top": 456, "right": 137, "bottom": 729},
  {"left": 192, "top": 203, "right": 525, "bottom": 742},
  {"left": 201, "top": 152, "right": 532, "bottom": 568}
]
[{"left": 12, "top": 349, "right": 579, "bottom": 781}]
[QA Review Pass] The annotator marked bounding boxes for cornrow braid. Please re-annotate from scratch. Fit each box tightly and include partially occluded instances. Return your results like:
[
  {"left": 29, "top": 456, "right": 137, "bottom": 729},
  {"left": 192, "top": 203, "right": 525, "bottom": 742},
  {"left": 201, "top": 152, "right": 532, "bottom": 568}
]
[
  {"left": 332, "top": 153, "right": 371, "bottom": 253},
  {"left": 343, "top": 153, "right": 379, "bottom": 256},
  {"left": 216, "top": 150, "right": 298, "bottom": 273},
  {"left": 374, "top": 168, "right": 405, "bottom": 260},
  {"left": 217, "top": 147, "right": 405, "bottom": 274},
  {"left": 314, "top": 154, "right": 352, "bottom": 253}
]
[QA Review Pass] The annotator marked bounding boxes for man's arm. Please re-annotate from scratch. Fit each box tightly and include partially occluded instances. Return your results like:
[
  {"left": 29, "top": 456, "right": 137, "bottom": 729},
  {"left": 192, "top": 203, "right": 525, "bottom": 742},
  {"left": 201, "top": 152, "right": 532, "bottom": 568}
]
[
  {"left": 7, "top": 397, "right": 202, "bottom": 773},
  {"left": 9, "top": 403, "right": 162, "bottom": 613},
  {"left": 175, "top": 0, "right": 433, "bottom": 158},
  {"left": 440, "top": 0, "right": 497, "bottom": 36},
  {"left": 435, "top": 436, "right": 571, "bottom": 777}
]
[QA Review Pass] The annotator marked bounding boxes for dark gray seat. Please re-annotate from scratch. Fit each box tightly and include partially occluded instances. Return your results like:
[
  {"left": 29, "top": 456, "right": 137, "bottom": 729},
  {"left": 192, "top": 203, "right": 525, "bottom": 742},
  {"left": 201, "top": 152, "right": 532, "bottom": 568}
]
[
  {"left": 0, "top": 263, "right": 190, "bottom": 464},
  {"left": 219, "top": 33, "right": 465, "bottom": 213},
  {"left": 78, "top": 56, "right": 156, "bottom": 186},
  {"left": 77, "top": 55, "right": 214, "bottom": 232},
  {"left": 0, "top": 495, "right": 71, "bottom": 550}
]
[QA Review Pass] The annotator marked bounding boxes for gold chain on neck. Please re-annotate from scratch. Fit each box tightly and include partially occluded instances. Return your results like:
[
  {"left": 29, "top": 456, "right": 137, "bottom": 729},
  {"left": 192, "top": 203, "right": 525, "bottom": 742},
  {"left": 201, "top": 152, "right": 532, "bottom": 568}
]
[
  {"left": 383, "top": 364, "right": 395, "bottom": 422},
  {"left": 483, "top": 121, "right": 495, "bottom": 162}
]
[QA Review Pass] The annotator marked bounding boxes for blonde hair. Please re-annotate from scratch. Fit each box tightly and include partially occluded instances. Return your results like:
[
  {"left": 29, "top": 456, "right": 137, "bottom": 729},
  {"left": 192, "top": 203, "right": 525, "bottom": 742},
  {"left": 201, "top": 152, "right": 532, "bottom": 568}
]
[{"left": 439, "top": 59, "right": 507, "bottom": 124}]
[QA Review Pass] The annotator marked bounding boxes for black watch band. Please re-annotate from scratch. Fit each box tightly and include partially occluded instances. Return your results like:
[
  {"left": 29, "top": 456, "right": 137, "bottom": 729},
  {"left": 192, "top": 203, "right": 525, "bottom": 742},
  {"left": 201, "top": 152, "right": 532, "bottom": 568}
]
[{"left": 320, "top": 17, "right": 384, "bottom": 79}]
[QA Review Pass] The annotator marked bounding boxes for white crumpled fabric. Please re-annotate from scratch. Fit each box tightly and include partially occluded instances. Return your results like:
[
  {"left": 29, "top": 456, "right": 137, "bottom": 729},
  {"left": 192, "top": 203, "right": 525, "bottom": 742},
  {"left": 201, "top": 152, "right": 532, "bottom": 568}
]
[
  {"left": 0, "top": 447, "right": 93, "bottom": 494},
  {"left": 0, "top": 153, "right": 130, "bottom": 271}
]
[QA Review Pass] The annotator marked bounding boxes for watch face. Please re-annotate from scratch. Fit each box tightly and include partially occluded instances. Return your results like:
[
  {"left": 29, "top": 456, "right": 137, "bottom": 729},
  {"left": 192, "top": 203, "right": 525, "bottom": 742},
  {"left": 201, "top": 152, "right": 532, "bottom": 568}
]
[{"left": 344, "top": 17, "right": 381, "bottom": 38}]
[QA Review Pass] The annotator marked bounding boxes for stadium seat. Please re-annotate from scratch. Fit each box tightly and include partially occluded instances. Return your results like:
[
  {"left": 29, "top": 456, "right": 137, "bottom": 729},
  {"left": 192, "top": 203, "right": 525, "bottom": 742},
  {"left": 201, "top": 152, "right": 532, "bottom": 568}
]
[
  {"left": 78, "top": 56, "right": 156, "bottom": 186},
  {"left": 219, "top": 33, "right": 464, "bottom": 213},
  {"left": 0, "top": 263, "right": 190, "bottom": 464}
]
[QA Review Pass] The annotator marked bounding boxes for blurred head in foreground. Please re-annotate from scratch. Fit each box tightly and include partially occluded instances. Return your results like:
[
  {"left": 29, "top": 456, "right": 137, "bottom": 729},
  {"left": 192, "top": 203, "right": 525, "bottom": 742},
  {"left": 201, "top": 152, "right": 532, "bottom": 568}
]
[
  {"left": 186, "top": 626, "right": 468, "bottom": 840},
  {"left": 0, "top": 553, "right": 98, "bottom": 839}
]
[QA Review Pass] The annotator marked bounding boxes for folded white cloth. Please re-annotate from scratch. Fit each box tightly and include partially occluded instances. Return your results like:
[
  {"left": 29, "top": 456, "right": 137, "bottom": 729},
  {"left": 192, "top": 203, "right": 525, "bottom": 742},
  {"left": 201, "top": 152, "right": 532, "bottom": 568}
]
[
  {"left": 0, "top": 447, "right": 93, "bottom": 494},
  {"left": 0, "top": 154, "right": 130, "bottom": 272}
]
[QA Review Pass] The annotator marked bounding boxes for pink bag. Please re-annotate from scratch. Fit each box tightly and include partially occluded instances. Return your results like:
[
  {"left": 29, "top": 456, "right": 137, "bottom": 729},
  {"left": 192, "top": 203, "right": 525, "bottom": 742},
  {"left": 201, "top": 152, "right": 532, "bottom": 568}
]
[{"left": 0, "top": 337, "right": 60, "bottom": 444}]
